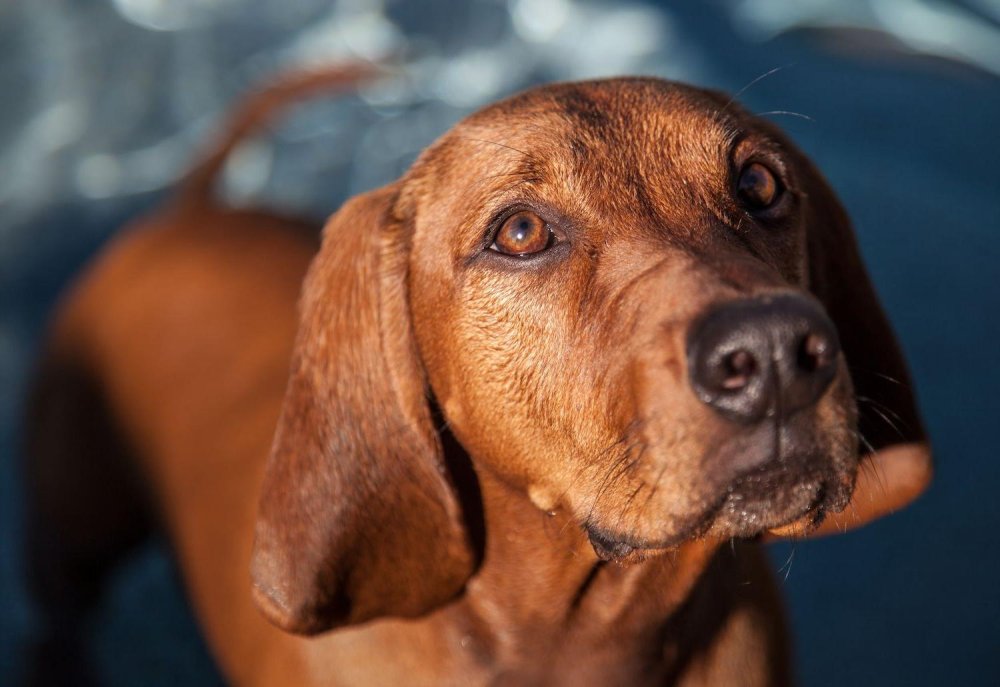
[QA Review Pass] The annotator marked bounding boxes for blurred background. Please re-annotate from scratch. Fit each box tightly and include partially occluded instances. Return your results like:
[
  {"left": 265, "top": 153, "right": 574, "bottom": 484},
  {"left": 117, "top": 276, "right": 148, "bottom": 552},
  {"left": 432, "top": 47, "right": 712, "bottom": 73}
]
[{"left": 1, "top": 0, "right": 998, "bottom": 684}]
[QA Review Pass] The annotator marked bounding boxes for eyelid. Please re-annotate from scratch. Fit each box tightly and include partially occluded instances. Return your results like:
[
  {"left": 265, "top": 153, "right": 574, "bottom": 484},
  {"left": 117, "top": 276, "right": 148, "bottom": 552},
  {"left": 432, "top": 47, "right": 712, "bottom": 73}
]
[
  {"left": 729, "top": 137, "right": 798, "bottom": 219},
  {"left": 483, "top": 206, "right": 526, "bottom": 244},
  {"left": 744, "top": 157, "right": 790, "bottom": 193},
  {"left": 737, "top": 151, "right": 785, "bottom": 180}
]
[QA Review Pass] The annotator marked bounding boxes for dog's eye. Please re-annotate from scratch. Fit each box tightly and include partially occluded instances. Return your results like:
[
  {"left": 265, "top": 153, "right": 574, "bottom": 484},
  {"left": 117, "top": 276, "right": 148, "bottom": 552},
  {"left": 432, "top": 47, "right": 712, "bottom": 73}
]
[
  {"left": 737, "top": 162, "right": 782, "bottom": 211},
  {"left": 491, "top": 211, "right": 553, "bottom": 256}
]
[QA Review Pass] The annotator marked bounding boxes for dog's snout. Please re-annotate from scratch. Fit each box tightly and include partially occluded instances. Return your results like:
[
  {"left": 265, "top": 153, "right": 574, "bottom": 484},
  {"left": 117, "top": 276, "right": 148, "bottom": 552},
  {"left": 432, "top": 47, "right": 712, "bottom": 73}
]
[{"left": 686, "top": 294, "right": 840, "bottom": 423}]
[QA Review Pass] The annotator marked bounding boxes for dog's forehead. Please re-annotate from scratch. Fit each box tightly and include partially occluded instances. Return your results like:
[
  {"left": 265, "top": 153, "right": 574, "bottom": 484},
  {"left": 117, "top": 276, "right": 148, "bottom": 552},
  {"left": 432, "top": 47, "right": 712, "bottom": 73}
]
[
  {"left": 474, "top": 77, "right": 732, "bottom": 137},
  {"left": 466, "top": 78, "right": 736, "bottom": 167},
  {"left": 412, "top": 78, "right": 748, "bottom": 233}
]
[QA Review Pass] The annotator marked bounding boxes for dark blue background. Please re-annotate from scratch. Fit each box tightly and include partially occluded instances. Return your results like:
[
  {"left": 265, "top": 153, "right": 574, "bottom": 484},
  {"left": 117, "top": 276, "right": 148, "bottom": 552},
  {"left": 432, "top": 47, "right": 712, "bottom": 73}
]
[{"left": 2, "top": 1, "right": 998, "bottom": 684}]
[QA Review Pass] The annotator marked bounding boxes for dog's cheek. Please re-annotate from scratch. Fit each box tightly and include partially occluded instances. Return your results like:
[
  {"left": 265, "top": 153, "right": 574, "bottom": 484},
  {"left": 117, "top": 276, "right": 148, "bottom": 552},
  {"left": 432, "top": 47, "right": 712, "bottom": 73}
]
[
  {"left": 448, "top": 291, "right": 601, "bottom": 486},
  {"left": 407, "top": 263, "right": 581, "bottom": 495}
]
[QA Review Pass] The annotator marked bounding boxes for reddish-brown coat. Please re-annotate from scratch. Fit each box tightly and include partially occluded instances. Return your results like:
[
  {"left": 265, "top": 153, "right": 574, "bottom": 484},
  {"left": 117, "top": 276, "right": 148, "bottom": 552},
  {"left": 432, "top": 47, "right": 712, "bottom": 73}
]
[{"left": 29, "top": 70, "right": 931, "bottom": 686}]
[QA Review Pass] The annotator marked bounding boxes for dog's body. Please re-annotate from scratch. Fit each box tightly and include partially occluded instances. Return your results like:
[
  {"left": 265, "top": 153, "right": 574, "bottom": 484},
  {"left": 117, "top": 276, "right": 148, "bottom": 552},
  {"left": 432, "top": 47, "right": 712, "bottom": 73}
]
[{"left": 26, "top": 71, "right": 930, "bottom": 686}]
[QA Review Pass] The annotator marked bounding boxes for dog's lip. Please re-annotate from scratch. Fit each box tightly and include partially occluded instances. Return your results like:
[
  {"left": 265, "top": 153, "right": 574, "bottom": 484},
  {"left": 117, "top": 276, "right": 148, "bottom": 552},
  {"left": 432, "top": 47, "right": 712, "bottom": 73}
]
[
  {"left": 586, "top": 527, "right": 640, "bottom": 561},
  {"left": 767, "top": 511, "right": 822, "bottom": 537},
  {"left": 710, "top": 471, "right": 828, "bottom": 535},
  {"left": 584, "top": 459, "right": 849, "bottom": 562},
  {"left": 584, "top": 521, "right": 705, "bottom": 563},
  {"left": 586, "top": 527, "right": 677, "bottom": 564}
]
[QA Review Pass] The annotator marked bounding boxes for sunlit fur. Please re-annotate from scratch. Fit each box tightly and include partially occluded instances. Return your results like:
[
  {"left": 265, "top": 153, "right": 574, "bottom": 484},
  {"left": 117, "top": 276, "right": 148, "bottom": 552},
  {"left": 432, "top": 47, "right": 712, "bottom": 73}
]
[
  {"left": 404, "top": 79, "right": 858, "bottom": 554},
  {"left": 31, "top": 73, "right": 929, "bottom": 687}
]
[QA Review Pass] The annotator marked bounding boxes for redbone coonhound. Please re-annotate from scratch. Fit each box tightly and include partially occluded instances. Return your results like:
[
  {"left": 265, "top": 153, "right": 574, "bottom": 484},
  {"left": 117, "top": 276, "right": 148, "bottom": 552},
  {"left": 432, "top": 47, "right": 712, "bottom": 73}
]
[{"left": 26, "top": 67, "right": 931, "bottom": 686}]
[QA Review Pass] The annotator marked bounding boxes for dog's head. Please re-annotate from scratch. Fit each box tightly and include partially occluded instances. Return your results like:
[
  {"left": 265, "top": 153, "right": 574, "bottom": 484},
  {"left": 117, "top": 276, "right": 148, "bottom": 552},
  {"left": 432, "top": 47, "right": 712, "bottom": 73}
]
[{"left": 250, "top": 78, "right": 928, "bottom": 634}]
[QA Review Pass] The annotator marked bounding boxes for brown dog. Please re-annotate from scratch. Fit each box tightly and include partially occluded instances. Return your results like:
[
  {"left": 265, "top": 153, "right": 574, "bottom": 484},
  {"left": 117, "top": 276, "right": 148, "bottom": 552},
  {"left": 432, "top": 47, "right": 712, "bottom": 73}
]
[{"left": 27, "top": 68, "right": 931, "bottom": 686}]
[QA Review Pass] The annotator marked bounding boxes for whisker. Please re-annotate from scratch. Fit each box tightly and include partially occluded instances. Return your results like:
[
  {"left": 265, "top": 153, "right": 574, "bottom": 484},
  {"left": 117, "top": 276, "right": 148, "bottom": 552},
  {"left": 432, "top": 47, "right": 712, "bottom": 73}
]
[
  {"left": 840, "top": 498, "right": 858, "bottom": 533},
  {"left": 850, "top": 366, "right": 911, "bottom": 390},
  {"left": 576, "top": 426, "right": 642, "bottom": 525},
  {"left": 724, "top": 64, "right": 794, "bottom": 111},
  {"left": 855, "top": 429, "right": 877, "bottom": 457},
  {"left": 856, "top": 394, "right": 912, "bottom": 437},
  {"left": 587, "top": 446, "right": 640, "bottom": 524},
  {"left": 610, "top": 444, "right": 649, "bottom": 532},
  {"left": 856, "top": 434, "right": 889, "bottom": 501},
  {"left": 456, "top": 135, "right": 531, "bottom": 157},
  {"left": 560, "top": 429, "right": 632, "bottom": 494},
  {"left": 861, "top": 403, "right": 906, "bottom": 440},
  {"left": 756, "top": 110, "right": 815, "bottom": 122},
  {"left": 776, "top": 547, "right": 796, "bottom": 584}
]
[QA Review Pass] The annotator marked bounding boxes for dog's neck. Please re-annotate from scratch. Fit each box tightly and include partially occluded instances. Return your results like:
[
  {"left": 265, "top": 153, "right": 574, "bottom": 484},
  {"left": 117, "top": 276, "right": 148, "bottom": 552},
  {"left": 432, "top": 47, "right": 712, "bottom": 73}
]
[{"left": 450, "top": 468, "right": 729, "bottom": 685}]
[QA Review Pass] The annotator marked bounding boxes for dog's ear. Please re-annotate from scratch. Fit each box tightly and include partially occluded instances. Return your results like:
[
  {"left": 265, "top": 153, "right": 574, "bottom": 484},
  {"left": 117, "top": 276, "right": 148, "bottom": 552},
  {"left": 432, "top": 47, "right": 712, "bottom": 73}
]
[
  {"left": 803, "top": 166, "right": 932, "bottom": 533},
  {"left": 250, "top": 184, "right": 474, "bottom": 634}
]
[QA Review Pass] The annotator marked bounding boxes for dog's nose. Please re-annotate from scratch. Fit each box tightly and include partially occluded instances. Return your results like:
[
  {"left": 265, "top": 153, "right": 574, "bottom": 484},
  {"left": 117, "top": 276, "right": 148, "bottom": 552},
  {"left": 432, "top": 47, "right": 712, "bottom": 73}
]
[{"left": 686, "top": 294, "right": 840, "bottom": 423}]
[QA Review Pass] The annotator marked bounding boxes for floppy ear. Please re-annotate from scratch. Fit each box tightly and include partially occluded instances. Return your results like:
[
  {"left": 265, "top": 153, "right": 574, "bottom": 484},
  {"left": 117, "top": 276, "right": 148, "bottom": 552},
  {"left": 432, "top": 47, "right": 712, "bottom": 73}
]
[
  {"left": 250, "top": 184, "right": 474, "bottom": 634},
  {"left": 800, "top": 166, "right": 932, "bottom": 536}
]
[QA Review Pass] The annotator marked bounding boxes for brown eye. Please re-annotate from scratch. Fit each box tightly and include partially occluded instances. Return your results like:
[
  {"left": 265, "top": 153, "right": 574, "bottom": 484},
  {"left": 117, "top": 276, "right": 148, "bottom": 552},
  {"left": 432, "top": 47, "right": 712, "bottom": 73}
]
[
  {"left": 491, "top": 211, "right": 552, "bottom": 256},
  {"left": 737, "top": 162, "right": 782, "bottom": 210}
]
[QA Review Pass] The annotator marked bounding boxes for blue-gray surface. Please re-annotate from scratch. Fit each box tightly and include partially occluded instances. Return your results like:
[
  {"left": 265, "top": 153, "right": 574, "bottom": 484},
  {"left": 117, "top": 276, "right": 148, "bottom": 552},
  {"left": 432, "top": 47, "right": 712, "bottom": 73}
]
[{"left": 2, "top": 1, "right": 998, "bottom": 685}]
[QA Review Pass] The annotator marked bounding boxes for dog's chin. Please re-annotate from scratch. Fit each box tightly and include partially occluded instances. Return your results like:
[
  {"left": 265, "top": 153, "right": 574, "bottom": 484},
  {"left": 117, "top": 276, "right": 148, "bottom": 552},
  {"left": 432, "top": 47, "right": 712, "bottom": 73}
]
[
  {"left": 585, "top": 453, "right": 855, "bottom": 564},
  {"left": 700, "top": 419, "right": 859, "bottom": 541},
  {"left": 706, "top": 469, "right": 830, "bottom": 539}
]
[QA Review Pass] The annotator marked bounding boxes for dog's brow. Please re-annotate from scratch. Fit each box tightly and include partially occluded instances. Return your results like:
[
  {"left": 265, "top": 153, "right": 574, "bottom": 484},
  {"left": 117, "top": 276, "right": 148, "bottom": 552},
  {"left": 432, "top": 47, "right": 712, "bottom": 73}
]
[{"left": 720, "top": 123, "right": 742, "bottom": 150}]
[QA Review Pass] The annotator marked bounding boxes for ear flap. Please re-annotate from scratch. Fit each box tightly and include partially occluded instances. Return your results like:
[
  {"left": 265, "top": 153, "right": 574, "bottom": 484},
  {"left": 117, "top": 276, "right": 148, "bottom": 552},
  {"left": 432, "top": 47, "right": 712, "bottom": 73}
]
[
  {"left": 801, "top": 166, "right": 932, "bottom": 535},
  {"left": 250, "top": 184, "right": 474, "bottom": 634}
]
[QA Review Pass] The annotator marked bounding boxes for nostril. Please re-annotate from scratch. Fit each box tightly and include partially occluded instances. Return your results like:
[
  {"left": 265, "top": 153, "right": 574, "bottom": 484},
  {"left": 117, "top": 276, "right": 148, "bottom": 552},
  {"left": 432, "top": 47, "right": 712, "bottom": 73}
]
[
  {"left": 798, "top": 332, "right": 834, "bottom": 373},
  {"left": 721, "top": 349, "right": 757, "bottom": 390},
  {"left": 688, "top": 294, "right": 840, "bottom": 424}
]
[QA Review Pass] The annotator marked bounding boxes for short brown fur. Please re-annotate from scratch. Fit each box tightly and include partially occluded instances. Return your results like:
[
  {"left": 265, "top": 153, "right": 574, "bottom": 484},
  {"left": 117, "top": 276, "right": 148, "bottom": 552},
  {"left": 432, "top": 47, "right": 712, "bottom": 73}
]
[{"left": 27, "top": 70, "right": 931, "bottom": 686}]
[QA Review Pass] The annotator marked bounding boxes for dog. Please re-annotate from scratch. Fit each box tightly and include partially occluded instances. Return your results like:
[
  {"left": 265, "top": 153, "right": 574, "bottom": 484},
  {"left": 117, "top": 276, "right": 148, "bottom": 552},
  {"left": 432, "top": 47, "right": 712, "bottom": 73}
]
[{"left": 26, "top": 67, "right": 932, "bottom": 686}]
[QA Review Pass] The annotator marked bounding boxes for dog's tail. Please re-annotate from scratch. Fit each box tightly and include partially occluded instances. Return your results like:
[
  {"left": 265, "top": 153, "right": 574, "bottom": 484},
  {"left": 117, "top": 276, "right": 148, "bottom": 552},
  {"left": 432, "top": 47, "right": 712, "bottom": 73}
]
[{"left": 179, "top": 62, "right": 380, "bottom": 203}]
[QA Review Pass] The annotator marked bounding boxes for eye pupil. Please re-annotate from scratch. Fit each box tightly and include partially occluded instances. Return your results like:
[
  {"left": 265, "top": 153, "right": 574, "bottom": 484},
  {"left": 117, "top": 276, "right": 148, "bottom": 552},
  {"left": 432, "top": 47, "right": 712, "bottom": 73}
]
[
  {"left": 492, "top": 211, "right": 552, "bottom": 256},
  {"left": 737, "top": 162, "right": 781, "bottom": 210}
]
